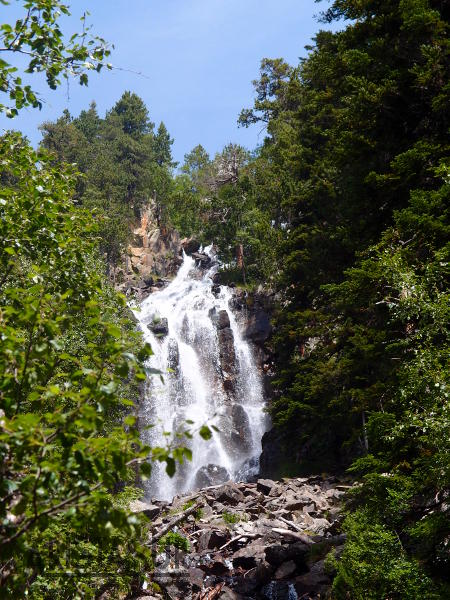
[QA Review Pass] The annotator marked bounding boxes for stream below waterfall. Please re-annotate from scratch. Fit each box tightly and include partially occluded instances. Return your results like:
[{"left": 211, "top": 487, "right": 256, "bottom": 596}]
[{"left": 134, "top": 247, "right": 269, "bottom": 500}]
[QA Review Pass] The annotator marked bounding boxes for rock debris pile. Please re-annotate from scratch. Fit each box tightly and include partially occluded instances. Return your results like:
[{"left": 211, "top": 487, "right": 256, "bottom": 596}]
[{"left": 132, "top": 475, "right": 355, "bottom": 600}]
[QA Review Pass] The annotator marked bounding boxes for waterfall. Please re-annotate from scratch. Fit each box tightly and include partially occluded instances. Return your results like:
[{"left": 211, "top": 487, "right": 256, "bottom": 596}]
[{"left": 134, "top": 247, "right": 268, "bottom": 500}]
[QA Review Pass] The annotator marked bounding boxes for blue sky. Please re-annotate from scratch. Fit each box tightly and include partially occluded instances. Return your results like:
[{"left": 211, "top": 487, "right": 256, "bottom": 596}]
[{"left": 1, "top": 0, "right": 339, "bottom": 164}]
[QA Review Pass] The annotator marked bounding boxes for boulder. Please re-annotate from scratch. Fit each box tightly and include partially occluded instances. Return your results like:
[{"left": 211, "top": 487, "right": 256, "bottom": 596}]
[
  {"left": 211, "top": 482, "right": 245, "bottom": 506},
  {"left": 197, "top": 529, "right": 229, "bottom": 552},
  {"left": 232, "top": 543, "right": 268, "bottom": 570},
  {"left": 294, "top": 559, "right": 331, "bottom": 595},
  {"left": 209, "top": 307, "right": 231, "bottom": 330},
  {"left": 148, "top": 317, "right": 169, "bottom": 336},
  {"left": 195, "top": 464, "right": 230, "bottom": 489},
  {"left": 191, "top": 252, "right": 212, "bottom": 268},
  {"left": 230, "top": 404, "right": 252, "bottom": 452},
  {"left": 275, "top": 559, "right": 297, "bottom": 580},
  {"left": 189, "top": 567, "right": 205, "bottom": 591},
  {"left": 235, "top": 561, "right": 273, "bottom": 594},
  {"left": 264, "top": 542, "right": 309, "bottom": 568},
  {"left": 257, "top": 479, "right": 277, "bottom": 495},
  {"left": 181, "top": 237, "right": 201, "bottom": 255},
  {"left": 219, "top": 587, "right": 246, "bottom": 600},
  {"left": 128, "top": 500, "right": 161, "bottom": 520}
]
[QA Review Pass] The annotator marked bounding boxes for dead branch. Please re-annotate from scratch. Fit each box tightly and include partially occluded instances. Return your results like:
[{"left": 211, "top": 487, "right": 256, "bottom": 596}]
[{"left": 148, "top": 502, "right": 203, "bottom": 544}]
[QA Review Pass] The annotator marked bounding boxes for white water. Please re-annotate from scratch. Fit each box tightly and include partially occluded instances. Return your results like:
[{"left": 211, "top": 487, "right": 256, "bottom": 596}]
[{"left": 134, "top": 247, "right": 268, "bottom": 500}]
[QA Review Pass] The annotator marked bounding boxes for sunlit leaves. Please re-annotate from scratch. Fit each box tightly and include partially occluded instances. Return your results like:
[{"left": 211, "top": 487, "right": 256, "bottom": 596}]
[{"left": 0, "top": 1, "right": 112, "bottom": 115}]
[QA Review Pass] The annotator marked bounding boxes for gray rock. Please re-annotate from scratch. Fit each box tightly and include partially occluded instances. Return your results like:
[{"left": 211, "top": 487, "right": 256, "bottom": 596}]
[
  {"left": 232, "top": 543, "right": 266, "bottom": 569},
  {"left": 197, "top": 529, "right": 229, "bottom": 552},
  {"left": 294, "top": 559, "right": 331, "bottom": 595},
  {"left": 275, "top": 559, "right": 297, "bottom": 580},
  {"left": 219, "top": 587, "right": 246, "bottom": 600},
  {"left": 181, "top": 237, "right": 201, "bottom": 255},
  {"left": 211, "top": 482, "right": 245, "bottom": 506},
  {"left": 195, "top": 464, "right": 230, "bottom": 489},
  {"left": 189, "top": 566, "right": 205, "bottom": 591},
  {"left": 148, "top": 317, "right": 169, "bottom": 336},
  {"left": 265, "top": 542, "right": 309, "bottom": 567},
  {"left": 234, "top": 561, "right": 273, "bottom": 593},
  {"left": 257, "top": 479, "right": 277, "bottom": 495},
  {"left": 128, "top": 500, "right": 160, "bottom": 520},
  {"left": 243, "top": 309, "right": 271, "bottom": 345}
]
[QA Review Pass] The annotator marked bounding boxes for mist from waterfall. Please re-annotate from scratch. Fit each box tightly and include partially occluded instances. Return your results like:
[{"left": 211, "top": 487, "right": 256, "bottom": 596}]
[{"left": 134, "top": 247, "right": 269, "bottom": 500}]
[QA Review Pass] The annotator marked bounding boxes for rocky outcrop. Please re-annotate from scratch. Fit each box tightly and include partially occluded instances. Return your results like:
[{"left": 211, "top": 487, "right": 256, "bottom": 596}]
[
  {"left": 243, "top": 309, "right": 272, "bottom": 346},
  {"left": 131, "top": 475, "right": 354, "bottom": 600},
  {"left": 115, "top": 208, "right": 184, "bottom": 300},
  {"left": 208, "top": 307, "right": 238, "bottom": 396},
  {"left": 181, "top": 238, "right": 201, "bottom": 255}
]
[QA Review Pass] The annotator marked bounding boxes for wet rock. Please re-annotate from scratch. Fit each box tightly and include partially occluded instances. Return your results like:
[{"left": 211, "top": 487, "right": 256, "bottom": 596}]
[
  {"left": 167, "top": 338, "right": 179, "bottom": 372},
  {"left": 217, "top": 310, "right": 231, "bottom": 330},
  {"left": 209, "top": 307, "right": 231, "bottom": 330},
  {"left": 148, "top": 317, "right": 169, "bottom": 336},
  {"left": 195, "top": 464, "right": 230, "bottom": 489},
  {"left": 181, "top": 237, "right": 201, "bottom": 255},
  {"left": 218, "top": 327, "right": 237, "bottom": 376},
  {"left": 191, "top": 252, "right": 212, "bottom": 268},
  {"left": 230, "top": 405, "right": 252, "bottom": 452},
  {"left": 243, "top": 309, "right": 271, "bottom": 346},
  {"left": 261, "top": 581, "right": 297, "bottom": 600}
]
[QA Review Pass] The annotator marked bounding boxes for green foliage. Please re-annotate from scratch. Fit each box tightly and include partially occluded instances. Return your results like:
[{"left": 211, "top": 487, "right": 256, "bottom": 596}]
[
  {"left": 222, "top": 511, "right": 240, "bottom": 525},
  {"left": 229, "top": 0, "right": 450, "bottom": 595},
  {"left": 158, "top": 531, "right": 190, "bottom": 553},
  {"left": 40, "top": 92, "right": 176, "bottom": 266},
  {"left": 0, "top": 133, "right": 185, "bottom": 597},
  {"left": 331, "top": 510, "right": 443, "bottom": 600},
  {"left": 0, "top": 1, "right": 111, "bottom": 116}
]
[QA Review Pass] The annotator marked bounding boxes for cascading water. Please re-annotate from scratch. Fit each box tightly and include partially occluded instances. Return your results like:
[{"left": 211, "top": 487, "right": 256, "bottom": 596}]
[{"left": 134, "top": 246, "right": 268, "bottom": 500}]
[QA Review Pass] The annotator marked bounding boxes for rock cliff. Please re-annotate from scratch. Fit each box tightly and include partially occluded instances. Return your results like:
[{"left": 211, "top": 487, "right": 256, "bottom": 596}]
[{"left": 114, "top": 208, "right": 184, "bottom": 300}]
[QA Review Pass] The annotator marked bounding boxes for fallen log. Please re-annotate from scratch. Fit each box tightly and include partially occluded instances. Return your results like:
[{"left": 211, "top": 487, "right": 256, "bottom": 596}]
[
  {"left": 271, "top": 527, "right": 314, "bottom": 545},
  {"left": 148, "top": 502, "right": 203, "bottom": 545},
  {"left": 218, "top": 532, "right": 258, "bottom": 551},
  {"left": 278, "top": 515, "right": 304, "bottom": 532}
]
